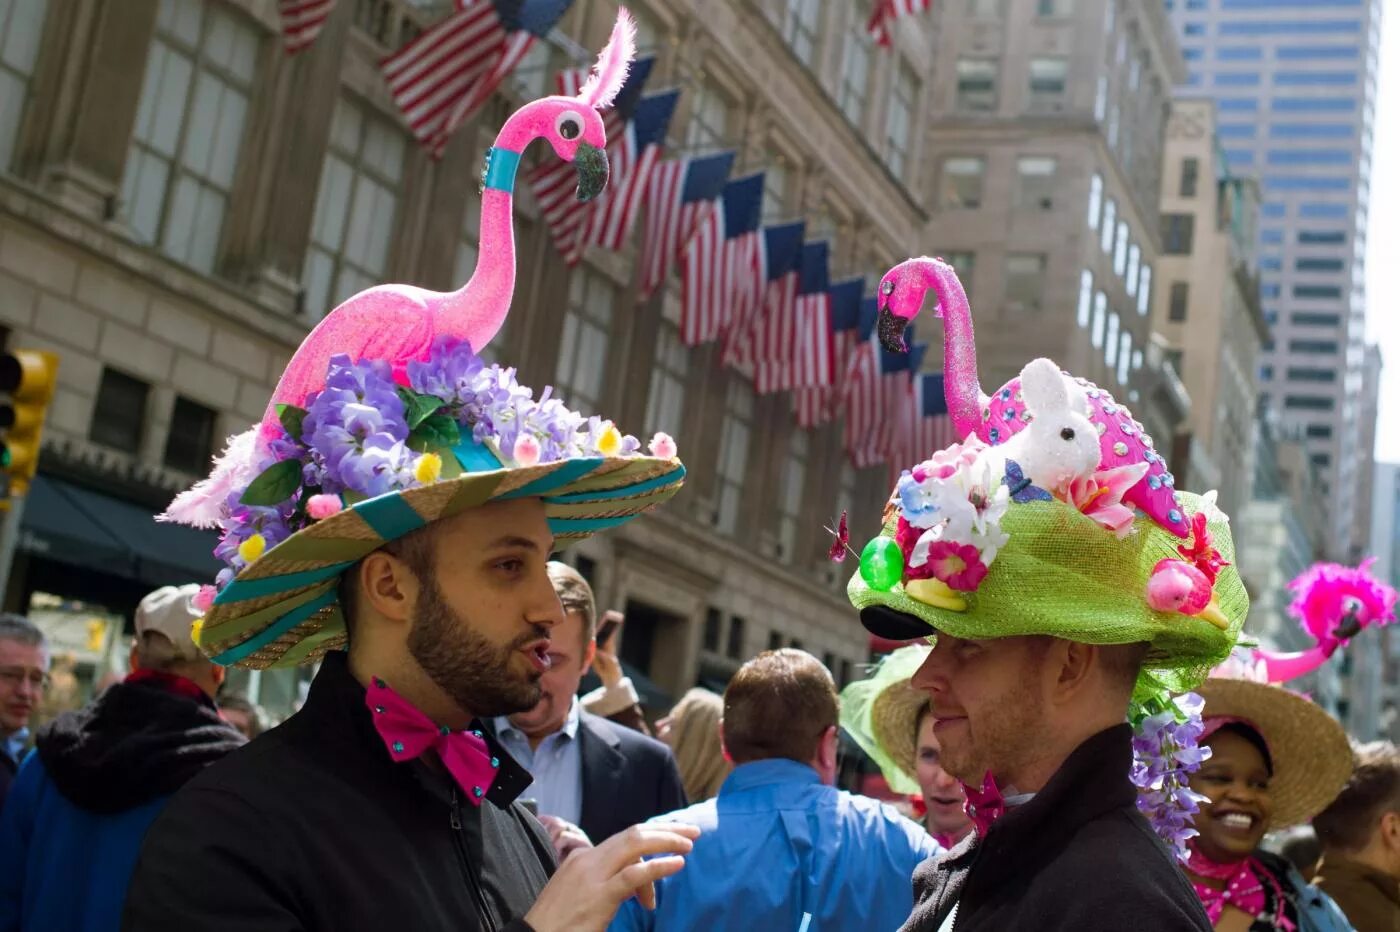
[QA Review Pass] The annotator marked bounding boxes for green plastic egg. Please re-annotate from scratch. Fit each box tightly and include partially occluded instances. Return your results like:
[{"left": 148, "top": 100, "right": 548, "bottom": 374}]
[{"left": 859, "top": 537, "right": 904, "bottom": 591}]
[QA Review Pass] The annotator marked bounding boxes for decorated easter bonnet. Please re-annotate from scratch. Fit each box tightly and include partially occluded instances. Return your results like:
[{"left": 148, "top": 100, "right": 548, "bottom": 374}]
[
  {"left": 839, "top": 645, "right": 931, "bottom": 795},
  {"left": 159, "top": 19, "right": 684, "bottom": 670},
  {"left": 851, "top": 257, "right": 1247, "bottom": 700}
]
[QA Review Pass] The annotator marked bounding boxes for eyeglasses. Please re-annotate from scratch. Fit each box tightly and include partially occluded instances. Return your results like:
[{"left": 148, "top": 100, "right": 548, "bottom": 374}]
[{"left": 0, "top": 667, "right": 50, "bottom": 690}]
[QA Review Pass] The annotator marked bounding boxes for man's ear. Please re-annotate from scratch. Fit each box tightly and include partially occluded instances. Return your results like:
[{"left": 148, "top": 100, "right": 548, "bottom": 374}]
[
  {"left": 1052, "top": 640, "right": 1096, "bottom": 702},
  {"left": 360, "top": 550, "right": 419, "bottom": 626},
  {"left": 582, "top": 637, "right": 597, "bottom": 675}
]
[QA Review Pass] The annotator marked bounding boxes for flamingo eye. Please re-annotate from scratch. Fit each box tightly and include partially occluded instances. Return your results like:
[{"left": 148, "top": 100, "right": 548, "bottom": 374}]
[
  {"left": 1060, "top": 428, "right": 1076, "bottom": 441},
  {"left": 881, "top": 280, "right": 895, "bottom": 295},
  {"left": 556, "top": 111, "right": 584, "bottom": 140}
]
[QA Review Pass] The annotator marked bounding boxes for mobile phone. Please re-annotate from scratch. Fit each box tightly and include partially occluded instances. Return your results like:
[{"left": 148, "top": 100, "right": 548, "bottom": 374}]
[
  {"left": 596, "top": 617, "right": 620, "bottom": 647},
  {"left": 521, "top": 798, "right": 539, "bottom": 816}
]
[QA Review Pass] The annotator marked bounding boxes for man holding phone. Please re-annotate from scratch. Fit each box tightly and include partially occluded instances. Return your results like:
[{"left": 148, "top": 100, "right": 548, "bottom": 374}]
[
  {"left": 581, "top": 612, "right": 649, "bottom": 736},
  {"left": 493, "top": 564, "right": 686, "bottom": 858}
]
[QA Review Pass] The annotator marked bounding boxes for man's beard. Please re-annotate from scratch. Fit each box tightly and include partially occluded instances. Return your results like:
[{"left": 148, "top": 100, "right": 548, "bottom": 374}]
[
  {"left": 407, "top": 575, "right": 548, "bottom": 719},
  {"left": 937, "top": 675, "right": 1047, "bottom": 787}
]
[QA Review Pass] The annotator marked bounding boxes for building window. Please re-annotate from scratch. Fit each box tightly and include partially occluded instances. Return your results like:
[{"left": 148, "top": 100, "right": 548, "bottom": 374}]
[
  {"left": 304, "top": 98, "right": 406, "bottom": 318},
  {"left": 838, "top": 7, "right": 873, "bottom": 125},
  {"left": 1116, "top": 331, "right": 1132, "bottom": 385},
  {"left": 1005, "top": 254, "right": 1047, "bottom": 312},
  {"left": 1169, "top": 281, "right": 1189, "bottom": 322},
  {"left": 956, "top": 59, "right": 998, "bottom": 112},
  {"left": 1286, "top": 367, "right": 1337, "bottom": 382},
  {"left": 726, "top": 616, "right": 746, "bottom": 659},
  {"left": 646, "top": 307, "right": 689, "bottom": 443},
  {"left": 1087, "top": 172, "right": 1103, "bottom": 230},
  {"left": 776, "top": 430, "right": 808, "bottom": 562},
  {"left": 122, "top": 0, "right": 260, "bottom": 274},
  {"left": 1126, "top": 244, "right": 1141, "bottom": 296},
  {"left": 1113, "top": 221, "right": 1128, "bottom": 276},
  {"left": 1291, "top": 312, "right": 1342, "bottom": 327},
  {"left": 1137, "top": 264, "right": 1152, "bottom": 315},
  {"left": 1305, "top": 424, "right": 1334, "bottom": 439},
  {"left": 1299, "top": 230, "right": 1347, "bottom": 244},
  {"left": 90, "top": 369, "right": 150, "bottom": 454},
  {"left": 685, "top": 78, "right": 734, "bottom": 153},
  {"left": 783, "top": 0, "right": 822, "bottom": 65},
  {"left": 1180, "top": 157, "right": 1199, "bottom": 197},
  {"left": 703, "top": 608, "right": 723, "bottom": 653},
  {"left": 940, "top": 156, "right": 985, "bottom": 208},
  {"left": 0, "top": 0, "right": 47, "bottom": 171},
  {"left": 556, "top": 268, "right": 616, "bottom": 411},
  {"left": 767, "top": 631, "right": 784, "bottom": 651},
  {"left": 1293, "top": 284, "right": 1343, "bottom": 299},
  {"left": 1027, "top": 58, "right": 1068, "bottom": 109},
  {"left": 1295, "top": 257, "right": 1346, "bottom": 273},
  {"left": 1284, "top": 395, "right": 1336, "bottom": 411},
  {"left": 1077, "top": 269, "right": 1094, "bottom": 327},
  {"left": 943, "top": 251, "right": 976, "bottom": 296},
  {"left": 885, "top": 60, "right": 918, "bottom": 179},
  {"left": 967, "top": 0, "right": 1006, "bottom": 16},
  {"left": 1100, "top": 198, "right": 1116, "bottom": 253},
  {"left": 763, "top": 157, "right": 792, "bottom": 224},
  {"left": 1287, "top": 339, "right": 1339, "bottom": 355},
  {"left": 1036, "top": 0, "right": 1074, "bottom": 16},
  {"left": 163, "top": 396, "right": 216, "bottom": 473},
  {"left": 1015, "top": 156, "right": 1057, "bottom": 210},
  {"left": 715, "top": 379, "right": 753, "bottom": 535},
  {"left": 1091, "top": 291, "right": 1107, "bottom": 349},
  {"left": 1161, "top": 213, "right": 1195, "bottom": 254},
  {"left": 1105, "top": 312, "right": 1120, "bottom": 368}
]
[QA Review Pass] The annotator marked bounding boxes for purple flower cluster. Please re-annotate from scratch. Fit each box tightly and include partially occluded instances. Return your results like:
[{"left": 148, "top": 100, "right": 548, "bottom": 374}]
[
  {"left": 303, "top": 355, "right": 413, "bottom": 498},
  {"left": 1131, "top": 691, "right": 1212, "bottom": 863}
]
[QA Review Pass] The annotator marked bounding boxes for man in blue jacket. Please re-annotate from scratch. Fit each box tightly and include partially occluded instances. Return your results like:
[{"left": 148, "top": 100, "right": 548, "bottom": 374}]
[
  {"left": 0, "top": 585, "right": 245, "bottom": 931},
  {"left": 609, "top": 649, "right": 940, "bottom": 932}
]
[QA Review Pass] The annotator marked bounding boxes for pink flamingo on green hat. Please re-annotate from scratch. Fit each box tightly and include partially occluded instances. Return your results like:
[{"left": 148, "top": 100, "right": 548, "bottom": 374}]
[
  {"left": 161, "top": 10, "right": 638, "bottom": 529},
  {"left": 875, "top": 256, "right": 1190, "bottom": 539}
]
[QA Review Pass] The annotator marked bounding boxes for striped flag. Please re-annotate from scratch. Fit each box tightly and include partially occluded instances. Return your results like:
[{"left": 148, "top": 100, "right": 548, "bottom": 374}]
[
  {"left": 679, "top": 172, "right": 764, "bottom": 346},
  {"left": 723, "top": 221, "right": 805, "bottom": 368},
  {"left": 382, "top": 0, "right": 572, "bottom": 158},
  {"left": 278, "top": 0, "right": 336, "bottom": 53},
  {"left": 793, "top": 276, "right": 865, "bottom": 428},
  {"left": 755, "top": 241, "right": 833, "bottom": 394},
  {"left": 638, "top": 150, "right": 736, "bottom": 301},
  {"left": 527, "top": 57, "right": 655, "bottom": 263},
  {"left": 887, "top": 373, "right": 962, "bottom": 486},
  {"left": 578, "top": 88, "right": 679, "bottom": 260},
  {"left": 841, "top": 300, "right": 926, "bottom": 467},
  {"left": 867, "top": 0, "right": 934, "bottom": 47}
]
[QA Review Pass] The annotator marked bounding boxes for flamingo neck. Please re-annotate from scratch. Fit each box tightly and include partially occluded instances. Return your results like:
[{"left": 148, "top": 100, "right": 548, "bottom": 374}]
[{"left": 920, "top": 260, "right": 986, "bottom": 438}]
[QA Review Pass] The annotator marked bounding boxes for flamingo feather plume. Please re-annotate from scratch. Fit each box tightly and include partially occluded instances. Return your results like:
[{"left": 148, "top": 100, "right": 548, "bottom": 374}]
[
  {"left": 157, "top": 427, "right": 261, "bottom": 527},
  {"left": 577, "top": 8, "right": 635, "bottom": 110}
]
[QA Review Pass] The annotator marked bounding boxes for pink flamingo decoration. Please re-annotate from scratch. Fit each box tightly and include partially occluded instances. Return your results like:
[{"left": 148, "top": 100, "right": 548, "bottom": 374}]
[
  {"left": 162, "top": 12, "right": 637, "bottom": 528},
  {"left": 876, "top": 256, "right": 1190, "bottom": 537},
  {"left": 1252, "top": 557, "right": 1398, "bottom": 682}
]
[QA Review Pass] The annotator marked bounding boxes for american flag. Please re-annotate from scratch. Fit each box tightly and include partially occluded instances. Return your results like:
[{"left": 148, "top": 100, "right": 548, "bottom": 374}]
[
  {"left": 679, "top": 172, "right": 764, "bottom": 346},
  {"left": 755, "top": 241, "right": 833, "bottom": 394},
  {"left": 886, "top": 373, "right": 962, "bottom": 487},
  {"left": 867, "top": 0, "right": 935, "bottom": 47},
  {"left": 527, "top": 57, "right": 655, "bottom": 263},
  {"left": 841, "top": 299, "right": 926, "bottom": 467},
  {"left": 382, "top": 0, "right": 572, "bottom": 158},
  {"left": 577, "top": 88, "right": 679, "bottom": 260},
  {"left": 793, "top": 276, "right": 865, "bottom": 428},
  {"left": 637, "top": 150, "right": 736, "bottom": 301},
  {"left": 722, "top": 221, "right": 805, "bottom": 368},
  {"left": 278, "top": 0, "right": 336, "bottom": 53}
]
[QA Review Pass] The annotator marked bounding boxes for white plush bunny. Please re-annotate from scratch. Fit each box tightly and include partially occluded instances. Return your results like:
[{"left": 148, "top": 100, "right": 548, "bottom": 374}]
[{"left": 988, "top": 358, "right": 1101, "bottom": 492}]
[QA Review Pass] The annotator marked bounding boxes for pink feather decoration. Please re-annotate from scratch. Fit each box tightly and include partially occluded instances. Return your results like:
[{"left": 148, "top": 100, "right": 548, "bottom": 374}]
[
  {"left": 1287, "top": 557, "right": 1398, "bottom": 652},
  {"left": 577, "top": 8, "right": 636, "bottom": 111},
  {"left": 156, "top": 427, "right": 260, "bottom": 529}
]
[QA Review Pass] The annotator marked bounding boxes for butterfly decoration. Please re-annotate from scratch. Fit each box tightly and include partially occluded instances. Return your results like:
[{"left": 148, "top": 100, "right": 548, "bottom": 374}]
[
  {"left": 1004, "top": 460, "right": 1053, "bottom": 504},
  {"left": 825, "top": 511, "right": 852, "bottom": 563}
]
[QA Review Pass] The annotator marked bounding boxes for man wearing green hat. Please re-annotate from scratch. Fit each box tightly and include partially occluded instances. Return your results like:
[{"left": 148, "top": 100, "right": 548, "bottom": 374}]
[{"left": 845, "top": 356, "right": 1246, "bottom": 931}]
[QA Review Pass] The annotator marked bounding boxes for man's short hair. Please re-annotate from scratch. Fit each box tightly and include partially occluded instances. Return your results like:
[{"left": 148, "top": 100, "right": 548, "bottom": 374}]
[
  {"left": 546, "top": 561, "right": 596, "bottom": 647},
  {"left": 1313, "top": 740, "right": 1400, "bottom": 854},
  {"left": 722, "top": 649, "right": 838, "bottom": 766},
  {"left": 337, "top": 525, "right": 439, "bottom": 641},
  {"left": 0, "top": 613, "right": 45, "bottom": 650}
]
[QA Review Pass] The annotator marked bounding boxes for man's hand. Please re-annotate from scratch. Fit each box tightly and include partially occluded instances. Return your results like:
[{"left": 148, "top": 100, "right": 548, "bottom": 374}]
[
  {"left": 523, "top": 823, "right": 700, "bottom": 932},
  {"left": 537, "top": 813, "right": 593, "bottom": 860},
  {"left": 592, "top": 611, "right": 626, "bottom": 688}
]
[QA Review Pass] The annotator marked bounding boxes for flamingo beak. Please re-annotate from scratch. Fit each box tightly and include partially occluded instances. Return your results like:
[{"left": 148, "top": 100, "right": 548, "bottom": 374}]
[
  {"left": 574, "top": 143, "right": 609, "bottom": 202},
  {"left": 877, "top": 305, "right": 911, "bottom": 354}
]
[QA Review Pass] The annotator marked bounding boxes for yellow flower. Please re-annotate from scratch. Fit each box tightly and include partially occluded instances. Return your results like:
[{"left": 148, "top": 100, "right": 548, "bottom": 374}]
[
  {"left": 598, "top": 423, "right": 623, "bottom": 456},
  {"left": 414, "top": 452, "right": 443, "bottom": 484},
  {"left": 190, "top": 617, "right": 205, "bottom": 642},
  {"left": 237, "top": 533, "right": 266, "bottom": 564}
]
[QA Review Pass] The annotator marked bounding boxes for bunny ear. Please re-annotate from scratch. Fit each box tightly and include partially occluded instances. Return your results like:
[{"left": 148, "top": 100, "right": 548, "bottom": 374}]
[
  {"left": 1018, "top": 357, "right": 1070, "bottom": 413},
  {"left": 577, "top": 8, "right": 636, "bottom": 111}
]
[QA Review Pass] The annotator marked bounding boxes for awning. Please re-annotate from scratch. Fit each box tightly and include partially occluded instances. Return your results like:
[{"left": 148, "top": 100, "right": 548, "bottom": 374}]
[{"left": 20, "top": 475, "right": 222, "bottom": 587}]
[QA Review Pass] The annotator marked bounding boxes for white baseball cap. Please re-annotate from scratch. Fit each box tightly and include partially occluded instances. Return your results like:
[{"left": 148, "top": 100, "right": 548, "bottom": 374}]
[{"left": 135, "top": 584, "right": 204, "bottom": 660}]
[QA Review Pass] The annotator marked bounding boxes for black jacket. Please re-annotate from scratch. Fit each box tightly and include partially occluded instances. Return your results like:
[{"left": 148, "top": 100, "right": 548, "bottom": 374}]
[
  {"left": 576, "top": 710, "right": 687, "bottom": 844},
  {"left": 123, "top": 652, "right": 556, "bottom": 932},
  {"left": 0, "top": 743, "right": 16, "bottom": 813},
  {"left": 901, "top": 724, "right": 1213, "bottom": 932}
]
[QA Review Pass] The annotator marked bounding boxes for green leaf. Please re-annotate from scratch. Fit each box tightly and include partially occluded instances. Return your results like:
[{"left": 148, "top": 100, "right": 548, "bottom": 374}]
[
  {"left": 239, "top": 459, "right": 303, "bottom": 506},
  {"left": 276, "top": 404, "right": 308, "bottom": 440},
  {"left": 397, "top": 388, "right": 444, "bottom": 429},
  {"left": 408, "top": 414, "right": 460, "bottom": 452}
]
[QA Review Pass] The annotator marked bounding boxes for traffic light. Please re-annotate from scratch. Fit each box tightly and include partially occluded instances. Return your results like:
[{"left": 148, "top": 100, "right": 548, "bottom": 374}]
[
  {"left": 86, "top": 618, "right": 107, "bottom": 653},
  {"left": 0, "top": 350, "right": 59, "bottom": 499}
]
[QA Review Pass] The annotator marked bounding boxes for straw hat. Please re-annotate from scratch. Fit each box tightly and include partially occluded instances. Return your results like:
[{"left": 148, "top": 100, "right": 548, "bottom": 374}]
[
  {"left": 1195, "top": 677, "right": 1354, "bottom": 829},
  {"left": 839, "top": 646, "right": 930, "bottom": 795}
]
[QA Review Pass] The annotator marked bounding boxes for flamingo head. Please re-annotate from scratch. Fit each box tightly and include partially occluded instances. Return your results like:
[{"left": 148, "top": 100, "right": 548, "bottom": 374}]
[
  {"left": 876, "top": 259, "right": 932, "bottom": 354},
  {"left": 508, "top": 97, "right": 610, "bottom": 202}
]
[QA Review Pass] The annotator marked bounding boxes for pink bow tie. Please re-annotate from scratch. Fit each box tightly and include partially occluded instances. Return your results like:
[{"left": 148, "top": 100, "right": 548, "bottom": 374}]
[
  {"left": 962, "top": 771, "right": 1006, "bottom": 837},
  {"left": 366, "top": 676, "right": 500, "bottom": 806}
]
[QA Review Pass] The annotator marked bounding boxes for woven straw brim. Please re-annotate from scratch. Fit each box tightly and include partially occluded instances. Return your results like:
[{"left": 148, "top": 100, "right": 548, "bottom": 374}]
[
  {"left": 849, "top": 491, "right": 1246, "bottom": 697},
  {"left": 838, "top": 645, "right": 930, "bottom": 795},
  {"left": 870, "top": 680, "right": 929, "bottom": 789},
  {"left": 198, "top": 456, "right": 684, "bottom": 670},
  {"left": 1195, "top": 678, "right": 1354, "bottom": 829}
]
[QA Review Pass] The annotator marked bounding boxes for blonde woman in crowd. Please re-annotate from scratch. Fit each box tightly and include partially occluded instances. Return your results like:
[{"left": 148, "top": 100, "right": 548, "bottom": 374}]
[{"left": 656, "top": 688, "right": 729, "bottom": 804}]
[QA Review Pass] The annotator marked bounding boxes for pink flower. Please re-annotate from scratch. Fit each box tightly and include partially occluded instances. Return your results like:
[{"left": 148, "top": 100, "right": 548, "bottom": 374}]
[
  {"left": 1062, "top": 462, "right": 1149, "bottom": 539},
  {"left": 912, "top": 436, "right": 987, "bottom": 482},
  {"left": 306, "top": 494, "right": 344, "bottom": 520},
  {"left": 924, "top": 540, "right": 989, "bottom": 592},
  {"left": 648, "top": 432, "right": 677, "bottom": 459}
]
